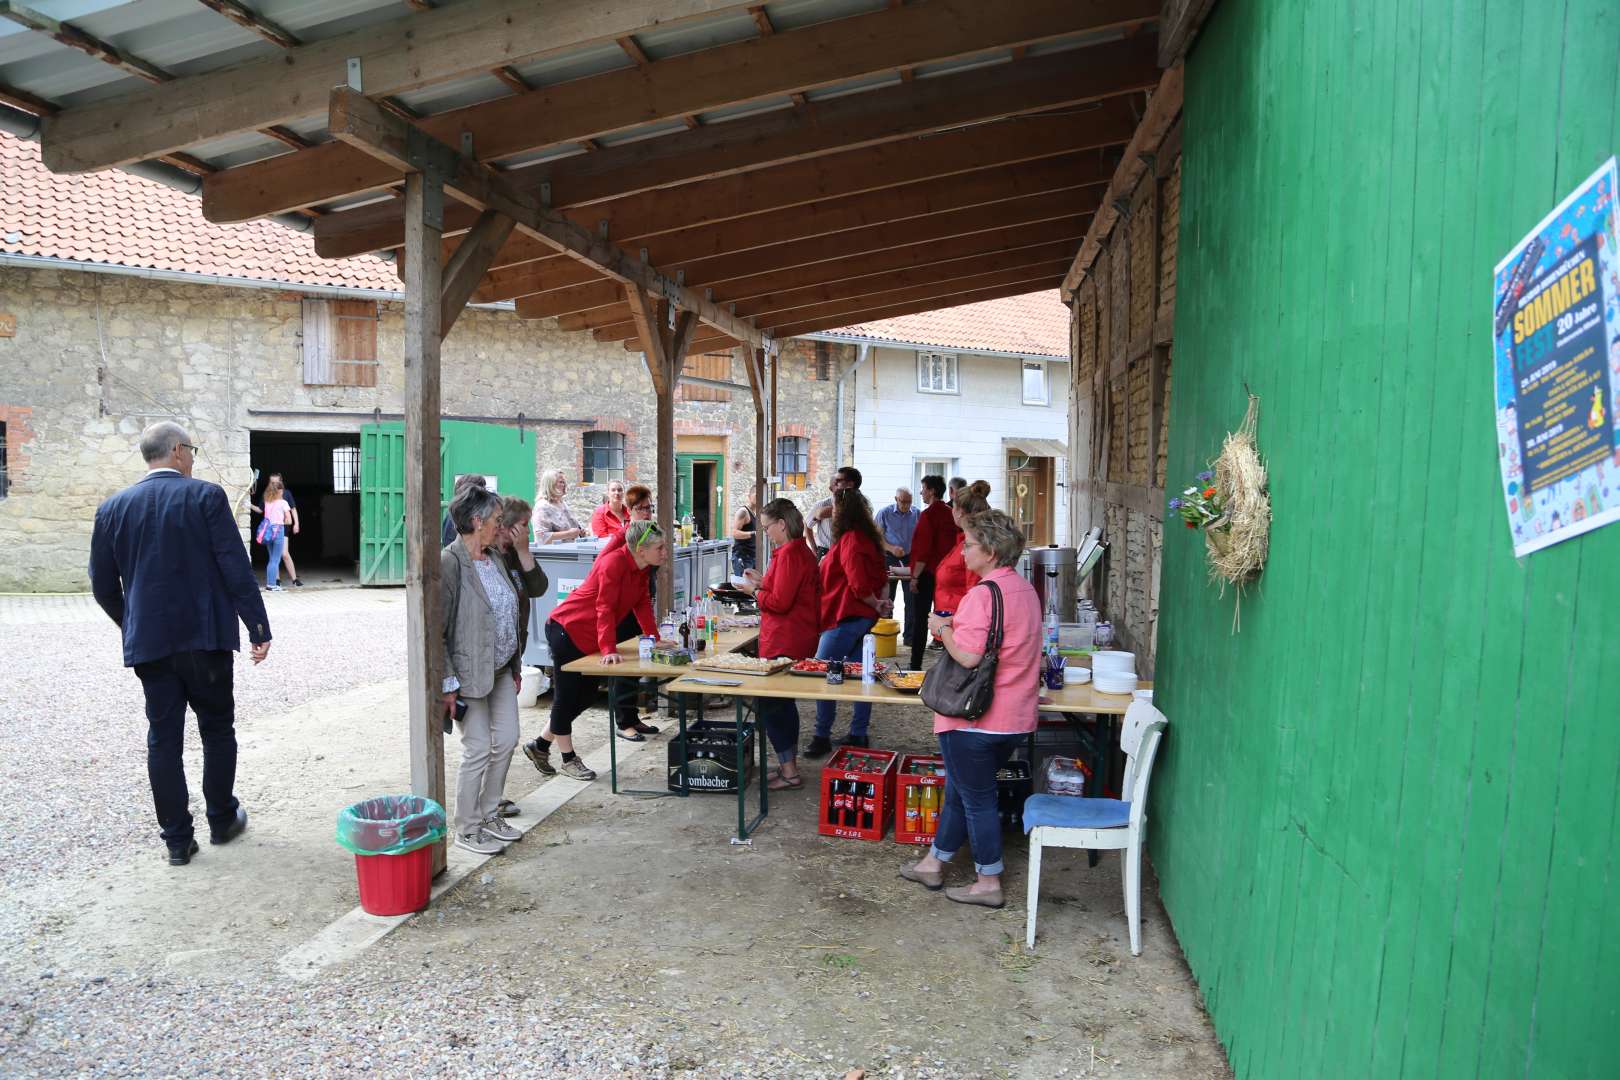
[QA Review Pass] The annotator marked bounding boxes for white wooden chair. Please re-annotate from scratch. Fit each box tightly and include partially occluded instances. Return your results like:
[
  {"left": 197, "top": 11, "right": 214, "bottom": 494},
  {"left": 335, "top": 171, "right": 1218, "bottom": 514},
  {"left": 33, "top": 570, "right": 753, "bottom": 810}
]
[{"left": 1023, "top": 700, "right": 1168, "bottom": 956}]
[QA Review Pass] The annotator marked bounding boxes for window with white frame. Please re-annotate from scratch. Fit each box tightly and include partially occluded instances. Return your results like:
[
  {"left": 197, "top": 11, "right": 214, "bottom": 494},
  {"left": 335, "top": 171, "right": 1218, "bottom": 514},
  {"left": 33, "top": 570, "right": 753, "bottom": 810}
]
[
  {"left": 917, "top": 351, "right": 958, "bottom": 394},
  {"left": 914, "top": 458, "right": 955, "bottom": 495},
  {"left": 1021, "top": 360, "right": 1049, "bottom": 406},
  {"left": 331, "top": 445, "right": 360, "bottom": 493}
]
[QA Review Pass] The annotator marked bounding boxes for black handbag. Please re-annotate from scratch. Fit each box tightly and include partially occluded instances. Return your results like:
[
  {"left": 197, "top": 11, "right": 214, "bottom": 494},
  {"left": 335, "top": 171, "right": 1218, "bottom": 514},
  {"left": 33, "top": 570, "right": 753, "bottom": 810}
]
[{"left": 919, "top": 580, "right": 1004, "bottom": 721}]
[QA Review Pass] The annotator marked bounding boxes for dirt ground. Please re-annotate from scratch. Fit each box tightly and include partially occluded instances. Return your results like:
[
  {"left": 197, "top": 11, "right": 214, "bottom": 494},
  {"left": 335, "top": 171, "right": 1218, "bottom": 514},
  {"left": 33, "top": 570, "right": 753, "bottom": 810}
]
[{"left": 0, "top": 590, "right": 1227, "bottom": 1078}]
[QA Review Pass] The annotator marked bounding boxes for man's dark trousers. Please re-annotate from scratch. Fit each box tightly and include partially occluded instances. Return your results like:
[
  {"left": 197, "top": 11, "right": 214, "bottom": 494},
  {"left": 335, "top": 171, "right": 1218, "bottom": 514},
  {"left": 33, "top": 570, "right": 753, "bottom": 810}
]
[
  {"left": 908, "top": 571, "right": 936, "bottom": 671},
  {"left": 134, "top": 650, "right": 240, "bottom": 845}
]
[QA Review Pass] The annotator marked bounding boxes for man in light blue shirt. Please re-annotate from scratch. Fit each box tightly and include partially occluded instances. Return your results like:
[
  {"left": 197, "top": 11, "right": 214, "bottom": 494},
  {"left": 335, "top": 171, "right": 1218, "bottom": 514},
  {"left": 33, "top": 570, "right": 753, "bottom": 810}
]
[{"left": 874, "top": 488, "right": 920, "bottom": 638}]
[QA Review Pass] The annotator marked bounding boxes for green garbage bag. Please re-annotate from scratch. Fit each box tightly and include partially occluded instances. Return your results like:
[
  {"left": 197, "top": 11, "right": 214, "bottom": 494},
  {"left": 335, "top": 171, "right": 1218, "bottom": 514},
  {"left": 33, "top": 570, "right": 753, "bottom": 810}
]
[{"left": 336, "top": 794, "right": 446, "bottom": 856}]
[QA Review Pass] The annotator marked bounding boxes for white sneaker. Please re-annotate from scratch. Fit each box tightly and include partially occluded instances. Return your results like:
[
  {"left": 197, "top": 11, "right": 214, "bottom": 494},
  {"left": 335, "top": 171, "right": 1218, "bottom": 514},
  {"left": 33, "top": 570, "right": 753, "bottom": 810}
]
[
  {"left": 454, "top": 829, "right": 503, "bottom": 855},
  {"left": 482, "top": 816, "right": 521, "bottom": 843}
]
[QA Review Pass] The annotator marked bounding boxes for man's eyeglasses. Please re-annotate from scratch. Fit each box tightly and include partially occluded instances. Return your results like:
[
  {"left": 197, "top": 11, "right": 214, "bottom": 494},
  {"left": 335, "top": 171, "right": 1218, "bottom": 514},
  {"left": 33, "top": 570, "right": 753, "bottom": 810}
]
[{"left": 179, "top": 443, "right": 200, "bottom": 453}]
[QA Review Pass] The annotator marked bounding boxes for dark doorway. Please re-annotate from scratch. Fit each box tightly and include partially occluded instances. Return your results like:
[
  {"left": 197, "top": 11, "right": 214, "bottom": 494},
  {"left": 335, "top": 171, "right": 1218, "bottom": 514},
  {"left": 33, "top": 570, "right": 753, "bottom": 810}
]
[
  {"left": 249, "top": 431, "right": 362, "bottom": 585},
  {"left": 691, "top": 460, "right": 717, "bottom": 540}
]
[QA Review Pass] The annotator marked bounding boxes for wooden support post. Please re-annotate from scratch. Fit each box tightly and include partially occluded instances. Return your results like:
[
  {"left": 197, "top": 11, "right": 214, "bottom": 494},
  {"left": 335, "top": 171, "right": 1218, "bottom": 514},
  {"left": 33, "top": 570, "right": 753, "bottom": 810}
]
[
  {"left": 403, "top": 170, "right": 447, "bottom": 875},
  {"left": 626, "top": 285, "right": 696, "bottom": 609},
  {"left": 742, "top": 344, "right": 773, "bottom": 577}
]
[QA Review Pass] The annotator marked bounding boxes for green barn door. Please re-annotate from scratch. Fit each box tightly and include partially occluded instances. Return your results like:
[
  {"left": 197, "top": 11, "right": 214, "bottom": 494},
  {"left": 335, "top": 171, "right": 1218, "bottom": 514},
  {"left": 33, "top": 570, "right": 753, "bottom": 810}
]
[{"left": 360, "top": 420, "right": 536, "bottom": 585}]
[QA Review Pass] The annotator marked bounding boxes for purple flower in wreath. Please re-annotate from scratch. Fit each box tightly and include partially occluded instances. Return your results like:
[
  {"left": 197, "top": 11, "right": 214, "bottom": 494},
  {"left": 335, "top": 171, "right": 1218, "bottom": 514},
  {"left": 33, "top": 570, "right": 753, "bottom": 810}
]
[
  {"left": 1168, "top": 497, "right": 1184, "bottom": 510},
  {"left": 1197, "top": 469, "right": 1214, "bottom": 483}
]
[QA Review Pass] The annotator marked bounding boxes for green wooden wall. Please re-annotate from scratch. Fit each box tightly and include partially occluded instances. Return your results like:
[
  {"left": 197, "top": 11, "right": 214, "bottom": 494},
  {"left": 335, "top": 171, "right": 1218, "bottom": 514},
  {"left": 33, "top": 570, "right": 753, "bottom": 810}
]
[{"left": 1156, "top": 2, "right": 1620, "bottom": 1077}]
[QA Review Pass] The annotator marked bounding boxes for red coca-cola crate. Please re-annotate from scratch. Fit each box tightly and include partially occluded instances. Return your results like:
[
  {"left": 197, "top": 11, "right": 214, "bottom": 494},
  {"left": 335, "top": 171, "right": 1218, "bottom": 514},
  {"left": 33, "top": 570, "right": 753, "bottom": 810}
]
[
  {"left": 816, "top": 747, "right": 898, "bottom": 841},
  {"left": 894, "top": 753, "right": 947, "bottom": 845}
]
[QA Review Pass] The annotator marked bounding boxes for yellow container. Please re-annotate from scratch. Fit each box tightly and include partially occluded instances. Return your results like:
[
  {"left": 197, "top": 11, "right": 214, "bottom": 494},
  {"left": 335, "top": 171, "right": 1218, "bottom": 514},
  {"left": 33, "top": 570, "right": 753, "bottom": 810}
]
[{"left": 871, "top": 618, "right": 900, "bottom": 658}]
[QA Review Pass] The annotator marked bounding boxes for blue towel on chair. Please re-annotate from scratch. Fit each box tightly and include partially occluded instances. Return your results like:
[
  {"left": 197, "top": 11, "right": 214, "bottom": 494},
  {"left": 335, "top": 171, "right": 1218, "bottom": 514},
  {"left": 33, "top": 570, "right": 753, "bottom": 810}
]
[{"left": 1023, "top": 794, "right": 1131, "bottom": 834}]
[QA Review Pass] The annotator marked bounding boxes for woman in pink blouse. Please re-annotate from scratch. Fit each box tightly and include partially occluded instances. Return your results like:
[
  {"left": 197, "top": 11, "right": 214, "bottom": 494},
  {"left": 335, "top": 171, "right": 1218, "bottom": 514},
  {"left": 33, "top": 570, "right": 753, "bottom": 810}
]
[{"left": 899, "top": 509, "right": 1040, "bottom": 909}]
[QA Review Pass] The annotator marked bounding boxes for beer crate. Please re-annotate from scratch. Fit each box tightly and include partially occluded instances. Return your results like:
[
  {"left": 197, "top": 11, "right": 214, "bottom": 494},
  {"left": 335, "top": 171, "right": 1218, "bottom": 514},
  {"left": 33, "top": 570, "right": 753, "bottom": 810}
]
[
  {"left": 666, "top": 720, "right": 755, "bottom": 794},
  {"left": 996, "top": 758, "right": 1033, "bottom": 830},
  {"left": 816, "top": 747, "right": 898, "bottom": 841},
  {"left": 895, "top": 753, "right": 947, "bottom": 846}
]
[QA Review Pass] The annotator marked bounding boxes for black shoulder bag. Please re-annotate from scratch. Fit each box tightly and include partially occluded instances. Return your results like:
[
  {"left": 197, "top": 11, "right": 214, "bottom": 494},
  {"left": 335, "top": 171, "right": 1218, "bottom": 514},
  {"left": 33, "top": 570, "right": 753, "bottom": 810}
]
[{"left": 919, "top": 580, "right": 1004, "bottom": 721}]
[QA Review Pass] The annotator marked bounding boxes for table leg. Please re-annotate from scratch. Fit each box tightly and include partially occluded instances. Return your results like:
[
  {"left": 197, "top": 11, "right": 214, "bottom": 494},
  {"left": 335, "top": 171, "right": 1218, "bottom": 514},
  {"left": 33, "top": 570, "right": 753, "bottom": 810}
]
[
  {"left": 607, "top": 675, "right": 621, "bottom": 795},
  {"left": 675, "top": 690, "right": 690, "bottom": 796},
  {"left": 607, "top": 675, "right": 679, "bottom": 799},
  {"left": 734, "top": 697, "right": 768, "bottom": 841}
]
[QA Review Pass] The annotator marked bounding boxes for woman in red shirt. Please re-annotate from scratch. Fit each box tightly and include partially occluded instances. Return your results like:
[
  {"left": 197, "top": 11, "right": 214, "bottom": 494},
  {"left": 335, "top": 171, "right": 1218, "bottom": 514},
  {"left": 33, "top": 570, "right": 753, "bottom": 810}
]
[
  {"left": 523, "top": 520, "right": 668, "bottom": 782},
  {"left": 737, "top": 499, "right": 820, "bottom": 789},
  {"left": 930, "top": 490, "right": 990, "bottom": 630},
  {"left": 589, "top": 480, "right": 629, "bottom": 537},
  {"left": 804, "top": 490, "right": 892, "bottom": 758},
  {"left": 597, "top": 484, "right": 660, "bottom": 740}
]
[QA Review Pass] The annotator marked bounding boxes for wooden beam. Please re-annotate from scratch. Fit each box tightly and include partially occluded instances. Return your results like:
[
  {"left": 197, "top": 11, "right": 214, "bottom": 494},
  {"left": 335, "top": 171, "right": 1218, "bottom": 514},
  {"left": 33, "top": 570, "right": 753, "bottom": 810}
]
[
  {"left": 0, "top": 82, "right": 56, "bottom": 115},
  {"left": 0, "top": 2, "right": 167, "bottom": 82},
  {"left": 502, "top": 37, "right": 1160, "bottom": 211},
  {"left": 523, "top": 219, "right": 1088, "bottom": 316},
  {"left": 490, "top": 66, "right": 529, "bottom": 94},
  {"left": 504, "top": 206, "right": 1091, "bottom": 319},
  {"left": 1159, "top": 0, "right": 1221, "bottom": 67},
  {"left": 194, "top": 0, "right": 301, "bottom": 49},
  {"left": 618, "top": 264, "right": 1066, "bottom": 347},
  {"left": 554, "top": 240, "right": 1081, "bottom": 328},
  {"left": 326, "top": 87, "right": 768, "bottom": 349},
  {"left": 39, "top": 0, "right": 760, "bottom": 174},
  {"left": 1062, "top": 62, "right": 1184, "bottom": 300},
  {"left": 402, "top": 169, "right": 446, "bottom": 875},
  {"left": 626, "top": 286, "right": 694, "bottom": 607},
  {"left": 315, "top": 103, "right": 1135, "bottom": 261},
  {"left": 202, "top": 20, "right": 1157, "bottom": 222},
  {"left": 616, "top": 34, "right": 650, "bottom": 66},
  {"left": 760, "top": 277, "right": 1067, "bottom": 343},
  {"left": 439, "top": 210, "right": 516, "bottom": 338}
]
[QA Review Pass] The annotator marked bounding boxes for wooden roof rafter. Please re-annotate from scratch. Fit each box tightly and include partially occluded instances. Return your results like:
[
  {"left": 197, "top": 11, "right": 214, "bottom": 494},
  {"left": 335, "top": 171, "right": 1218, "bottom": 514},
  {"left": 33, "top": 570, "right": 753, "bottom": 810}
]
[
  {"left": 324, "top": 87, "right": 771, "bottom": 351},
  {"left": 196, "top": 1, "right": 1158, "bottom": 222}
]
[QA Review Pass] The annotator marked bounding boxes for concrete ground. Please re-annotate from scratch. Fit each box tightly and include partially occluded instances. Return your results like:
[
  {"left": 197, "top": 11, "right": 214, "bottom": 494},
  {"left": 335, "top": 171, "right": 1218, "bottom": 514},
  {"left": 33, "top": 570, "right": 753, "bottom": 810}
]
[{"left": 0, "top": 589, "right": 1228, "bottom": 1079}]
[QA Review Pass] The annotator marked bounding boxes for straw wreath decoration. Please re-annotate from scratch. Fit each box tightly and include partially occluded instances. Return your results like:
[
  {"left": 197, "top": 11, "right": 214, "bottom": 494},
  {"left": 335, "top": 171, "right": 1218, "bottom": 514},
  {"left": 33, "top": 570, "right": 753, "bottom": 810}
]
[{"left": 1169, "top": 393, "right": 1270, "bottom": 628}]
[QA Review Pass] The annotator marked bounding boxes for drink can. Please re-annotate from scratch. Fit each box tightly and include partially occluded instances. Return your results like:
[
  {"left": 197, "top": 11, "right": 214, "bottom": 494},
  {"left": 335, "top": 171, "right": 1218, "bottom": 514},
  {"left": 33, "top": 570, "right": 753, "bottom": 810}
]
[{"left": 826, "top": 659, "right": 845, "bottom": 684}]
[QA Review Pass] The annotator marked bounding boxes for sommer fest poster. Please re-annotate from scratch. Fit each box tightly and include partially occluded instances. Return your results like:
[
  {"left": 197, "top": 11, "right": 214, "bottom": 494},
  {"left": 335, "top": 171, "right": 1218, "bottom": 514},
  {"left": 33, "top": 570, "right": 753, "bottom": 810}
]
[{"left": 1493, "top": 156, "right": 1620, "bottom": 557}]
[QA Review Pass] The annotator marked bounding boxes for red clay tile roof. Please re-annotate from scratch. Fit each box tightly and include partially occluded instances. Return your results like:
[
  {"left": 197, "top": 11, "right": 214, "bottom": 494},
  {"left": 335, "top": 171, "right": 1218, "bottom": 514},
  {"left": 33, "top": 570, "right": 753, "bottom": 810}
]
[
  {"left": 0, "top": 132, "right": 400, "bottom": 292},
  {"left": 825, "top": 289, "right": 1070, "bottom": 358}
]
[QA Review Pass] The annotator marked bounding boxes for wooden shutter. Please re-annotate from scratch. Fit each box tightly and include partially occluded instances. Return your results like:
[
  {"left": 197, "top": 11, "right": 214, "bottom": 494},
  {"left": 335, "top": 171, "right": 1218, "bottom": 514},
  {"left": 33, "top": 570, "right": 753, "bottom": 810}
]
[
  {"left": 301, "top": 299, "right": 333, "bottom": 384},
  {"left": 332, "top": 300, "right": 379, "bottom": 387},
  {"left": 679, "top": 353, "right": 733, "bottom": 401}
]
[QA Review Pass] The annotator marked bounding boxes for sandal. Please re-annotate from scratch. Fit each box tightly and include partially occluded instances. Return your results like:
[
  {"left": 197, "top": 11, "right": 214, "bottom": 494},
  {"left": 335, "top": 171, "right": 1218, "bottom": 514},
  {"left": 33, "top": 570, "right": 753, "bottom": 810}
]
[
  {"left": 616, "top": 728, "right": 647, "bottom": 742},
  {"left": 767, "top": 771, "right": 804, "bottom": 791}
]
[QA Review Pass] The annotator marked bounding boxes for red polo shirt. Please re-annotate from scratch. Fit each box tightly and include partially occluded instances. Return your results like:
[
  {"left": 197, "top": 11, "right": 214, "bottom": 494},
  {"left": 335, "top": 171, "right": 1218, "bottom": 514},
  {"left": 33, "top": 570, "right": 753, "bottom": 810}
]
[
  {"left": 590, "top": 503, "right": 626, "bottom": 538},
  {"left": 550, "top": 543, "right": 657, "bottom": 655},
  {"left": 753, "top": 539, "right": 821, "bottom": 659},
  {"left": 819, "top": 530, "right": 887, "bottom": 629},
  {"left": 909, "top": 499, "right": 959, "bottom": 576}
]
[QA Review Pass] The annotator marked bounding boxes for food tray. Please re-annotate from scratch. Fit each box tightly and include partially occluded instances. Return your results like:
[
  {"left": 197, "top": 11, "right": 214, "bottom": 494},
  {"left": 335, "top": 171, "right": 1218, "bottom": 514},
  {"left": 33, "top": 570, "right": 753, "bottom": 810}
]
[
  {"left": 789, "top": 660, "right": 883, "bottom": 678},
  {"left": 880, "top": 668, "right": 926, "bottom": 694},
  {"left": 689, "top": 655, "right": 793, "bottom": 676}
]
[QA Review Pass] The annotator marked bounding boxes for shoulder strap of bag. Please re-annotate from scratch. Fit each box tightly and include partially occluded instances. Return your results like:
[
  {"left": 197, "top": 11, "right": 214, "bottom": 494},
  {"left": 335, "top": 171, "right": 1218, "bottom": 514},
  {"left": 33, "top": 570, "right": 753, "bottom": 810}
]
[{"left": 982, "top": 580, "right": 1005, "bottom": 653}]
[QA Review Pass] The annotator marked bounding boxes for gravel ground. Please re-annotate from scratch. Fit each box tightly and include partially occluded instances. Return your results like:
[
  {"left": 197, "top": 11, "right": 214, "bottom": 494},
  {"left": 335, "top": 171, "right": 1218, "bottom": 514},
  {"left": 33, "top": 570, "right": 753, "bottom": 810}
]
[
  {"left": 0, "top": 590, "right": 407, "bottom": 887},
  {"left": 0, "top": 589, "right": 1228, "bottom": 1080}
]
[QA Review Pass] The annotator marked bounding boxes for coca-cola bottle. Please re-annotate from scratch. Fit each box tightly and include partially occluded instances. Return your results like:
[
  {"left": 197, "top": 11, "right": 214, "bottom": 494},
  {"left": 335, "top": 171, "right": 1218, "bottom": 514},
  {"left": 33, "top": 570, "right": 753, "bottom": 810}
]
[
  {"left": 826, "top": 779, "right": 842, "bottom": 825},
  {"left": 860, "top": 783, "right": 876, "bottom": 830}
]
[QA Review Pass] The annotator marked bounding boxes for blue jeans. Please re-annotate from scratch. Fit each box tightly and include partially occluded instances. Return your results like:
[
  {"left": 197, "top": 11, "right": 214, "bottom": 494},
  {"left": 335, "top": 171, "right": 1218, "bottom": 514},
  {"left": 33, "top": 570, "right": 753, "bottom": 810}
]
[
  {"left": 265, "top": 529, "right": 287, "bottom": 587},
  {"left": 756, "top": 697, "right": 799, "bottom": 764},
  {"left": 813, "top": 616, "right": 876, "bottom": 739},
  {"left": 930, "top": 729, "right": 1023, "bottom": 875}
]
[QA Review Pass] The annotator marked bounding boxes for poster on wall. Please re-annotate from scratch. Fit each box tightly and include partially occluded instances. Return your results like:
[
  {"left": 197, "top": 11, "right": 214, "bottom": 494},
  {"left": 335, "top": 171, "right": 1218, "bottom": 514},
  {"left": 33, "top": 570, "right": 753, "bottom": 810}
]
[{"left": 1493, "top": 156, "right": 1620, "bottom": 557}]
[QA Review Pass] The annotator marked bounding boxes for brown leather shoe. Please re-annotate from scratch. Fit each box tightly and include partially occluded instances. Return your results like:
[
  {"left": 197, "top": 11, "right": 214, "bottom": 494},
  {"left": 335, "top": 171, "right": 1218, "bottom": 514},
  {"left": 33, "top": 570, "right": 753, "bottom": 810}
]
[
  {"left": 898, "top": 863, "right": 944, "bottom": 891},
  {"left": 944, "top": 884, "right": 1004, "bottom": 909}
]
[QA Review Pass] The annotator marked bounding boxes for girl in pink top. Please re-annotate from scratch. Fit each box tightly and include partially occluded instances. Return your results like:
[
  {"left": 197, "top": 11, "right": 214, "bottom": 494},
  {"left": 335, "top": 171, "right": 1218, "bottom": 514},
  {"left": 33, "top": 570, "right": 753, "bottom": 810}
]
[
  {"left": 251, "top": 478, "right": 292, "bottom": 591},
  {"left": 899, "top": 509, "right": 1040, "bottom": 910}
]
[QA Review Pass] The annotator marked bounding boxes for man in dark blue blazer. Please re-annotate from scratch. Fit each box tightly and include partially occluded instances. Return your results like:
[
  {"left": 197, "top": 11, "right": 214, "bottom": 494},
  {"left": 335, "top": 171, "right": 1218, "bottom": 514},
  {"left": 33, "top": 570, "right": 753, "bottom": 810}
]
[{"left": 90, "top": 422, "right": 273, "bottom": 866}]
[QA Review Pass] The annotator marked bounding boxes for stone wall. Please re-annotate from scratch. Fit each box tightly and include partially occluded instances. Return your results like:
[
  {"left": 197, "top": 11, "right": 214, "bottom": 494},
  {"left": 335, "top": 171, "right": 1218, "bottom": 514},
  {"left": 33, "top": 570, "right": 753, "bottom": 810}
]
[
  {"left": 0, "top": 265, "right": 851, "bottom": 591},
  {"left": 1068, "top": 138, "right": 1180, "bottom": 675}
]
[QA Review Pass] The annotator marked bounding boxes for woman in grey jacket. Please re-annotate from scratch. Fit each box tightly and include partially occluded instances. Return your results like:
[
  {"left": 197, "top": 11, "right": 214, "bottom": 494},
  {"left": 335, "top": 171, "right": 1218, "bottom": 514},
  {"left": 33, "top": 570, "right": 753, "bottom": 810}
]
[{"left": 440, "top": 486, "right": 548, "bottom": 855}]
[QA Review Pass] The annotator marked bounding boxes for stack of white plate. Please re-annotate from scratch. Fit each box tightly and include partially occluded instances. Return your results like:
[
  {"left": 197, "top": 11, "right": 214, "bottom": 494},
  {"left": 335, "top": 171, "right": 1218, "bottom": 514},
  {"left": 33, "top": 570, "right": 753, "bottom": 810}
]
[
  {"left": 1091, "top": 650, "right": 1136, "bottom": 674},
  {"left": 1093, "top": 670, "right": 1139, "bottom": 695}
]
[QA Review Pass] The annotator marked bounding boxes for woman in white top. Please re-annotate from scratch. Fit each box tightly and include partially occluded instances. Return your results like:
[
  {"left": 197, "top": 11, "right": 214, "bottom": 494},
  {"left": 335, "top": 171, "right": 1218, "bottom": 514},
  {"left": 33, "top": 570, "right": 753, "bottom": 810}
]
[{"left": 531, "top": 468, "right": 587, "bottom": 544}]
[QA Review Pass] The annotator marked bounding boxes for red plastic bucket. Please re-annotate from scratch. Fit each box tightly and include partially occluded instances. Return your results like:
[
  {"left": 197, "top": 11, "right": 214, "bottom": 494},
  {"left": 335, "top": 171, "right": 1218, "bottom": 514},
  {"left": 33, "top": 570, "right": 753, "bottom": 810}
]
[{"left": 354, "top": 845, "right": 433, "bottom": 916}]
